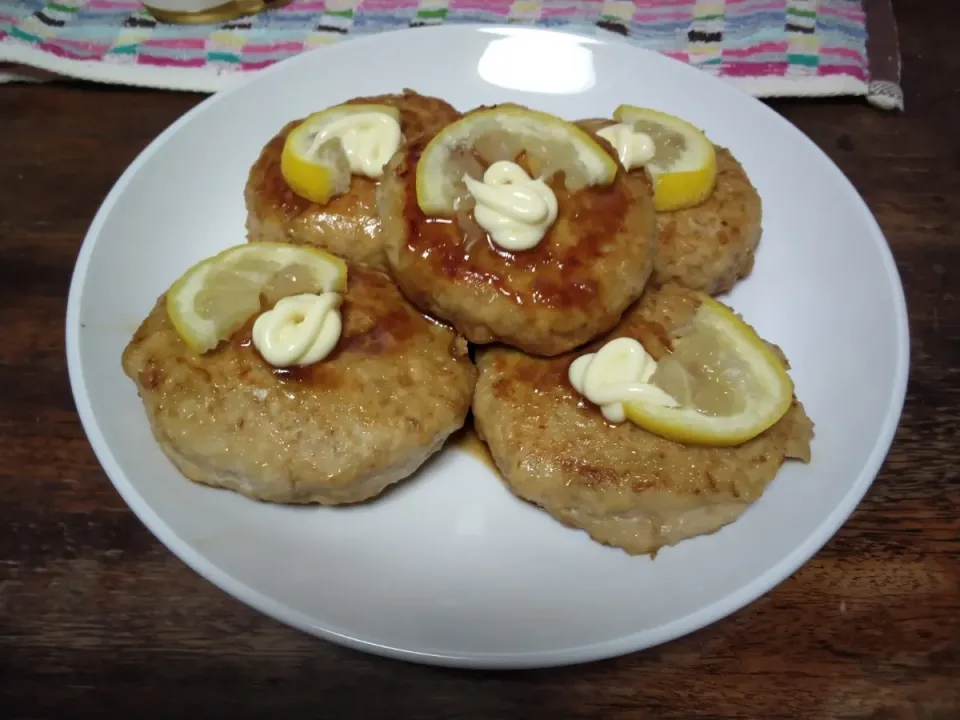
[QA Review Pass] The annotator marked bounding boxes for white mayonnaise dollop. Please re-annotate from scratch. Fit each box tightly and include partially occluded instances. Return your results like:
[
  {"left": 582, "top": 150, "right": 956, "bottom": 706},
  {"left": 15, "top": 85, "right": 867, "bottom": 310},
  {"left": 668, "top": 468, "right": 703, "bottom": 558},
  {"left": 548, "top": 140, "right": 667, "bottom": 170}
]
[
  {"left": 307, "top": 111, "right": 401, "bottom": 179},
  {"left": 568, "top": 337, "right": 679, "bottom": 423},
  {"left": 252, "top": 292, "right": 342, "bottom": 367},
  {"left": 597, "top": 123, "right": 656, "bottom": 170},
  {"left": 463, "top": 160, "right": 559, "bottom": 252}
]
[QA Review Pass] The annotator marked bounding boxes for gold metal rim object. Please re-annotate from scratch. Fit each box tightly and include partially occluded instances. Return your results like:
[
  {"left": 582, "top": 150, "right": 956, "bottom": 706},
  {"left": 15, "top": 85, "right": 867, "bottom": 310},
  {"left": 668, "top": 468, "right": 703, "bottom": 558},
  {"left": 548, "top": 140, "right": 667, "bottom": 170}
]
[{"left": 144, "top": 0, "right": 288, "bottom": 25}]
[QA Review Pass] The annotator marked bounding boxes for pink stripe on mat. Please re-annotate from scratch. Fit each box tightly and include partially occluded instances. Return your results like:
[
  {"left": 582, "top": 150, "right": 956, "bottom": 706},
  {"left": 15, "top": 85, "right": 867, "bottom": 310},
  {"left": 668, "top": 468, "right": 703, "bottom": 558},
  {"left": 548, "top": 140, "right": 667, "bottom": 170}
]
[
  {"left": 726, "top": 0, "right": 783, "bottom": 7},
  {"left": 633, "top": 11, "right": 690, "bottom": 22},
  {"left": 449, "top": 0, "right": 513, "bottom": 10},
  {"left": 143, "top": 38, "right": 207, "bottom": 50},
  {"left": 47, "top": 38, "right": 109, "bottom": 51},
  {"left": 540, "top": 6, "right": 584, "bottom": 17},
  {"left": 361, "top": 0, "right": 420, "bottom": 9},
  {"left": 818, "top": 4, "right": 865, "bottom": 21},
  {"left": 820, "top": 64, "right": 868, "bottom": 81},
  {"left": 240, "top": 60, "right": 276, "bottom": 71},
  {"left": 284, "top": 1, "right": 327, "bottom": 10},
  {"left": 37, "top": 42, "right": 97, "bottom": 60},
  {"left": 820, "top": 47, "right": 866, "bottom": 61},
  {"left": 727, "top": 1, "right": 785, "bottom": 12},
  {"left": 87, "top": 0, "right": 142, "bottom": 9},
  {"left": 631, "top": 0, "right": 695, "bottom": 7},
  {"left": 244, "top": 42, "right": 304, "bottom": 53},
  {"left": 723, "top": 61, "right": 788, "bottom": 76},
  {"left": 138, "top": 55, "right": 207, "bottom": 68},
  {"left": 723, "top": 41, "right": 789, "bottom": 57}
]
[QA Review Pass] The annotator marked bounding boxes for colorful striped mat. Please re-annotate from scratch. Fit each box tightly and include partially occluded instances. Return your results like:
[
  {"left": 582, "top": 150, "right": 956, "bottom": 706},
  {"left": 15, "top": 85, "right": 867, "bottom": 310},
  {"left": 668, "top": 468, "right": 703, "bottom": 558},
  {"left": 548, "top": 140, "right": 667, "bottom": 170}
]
[{"left": 0, "top": 0, "right": 903, "bottom": 109}]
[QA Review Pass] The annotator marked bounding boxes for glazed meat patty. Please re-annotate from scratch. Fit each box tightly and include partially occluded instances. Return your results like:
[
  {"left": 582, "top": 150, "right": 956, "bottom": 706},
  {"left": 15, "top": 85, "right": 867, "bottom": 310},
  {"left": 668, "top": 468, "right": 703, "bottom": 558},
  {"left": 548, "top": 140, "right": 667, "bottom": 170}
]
[
  {"left": 378, "top": 116, "right": 657, "bottom": 357},
  {"left": 653, "top": 148, "right": 762, "bottom": 294},
  {"left": 472, "top": 284, "right": 813, "bottom": 555},
  {"left": 245, "top": 89, "right": 461, "bottom": 272},
  {"left": 122, "top": 265, "right": 477, "bottom": 505},
  {"left": 580, "top": 118, "right": 762, "bottom": 295}
]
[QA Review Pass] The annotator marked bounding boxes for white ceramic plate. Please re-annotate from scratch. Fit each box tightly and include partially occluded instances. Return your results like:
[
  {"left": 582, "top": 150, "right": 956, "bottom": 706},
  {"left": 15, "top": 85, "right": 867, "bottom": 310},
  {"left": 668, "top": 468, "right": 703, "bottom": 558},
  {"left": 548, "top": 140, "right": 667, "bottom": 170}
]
[{"left": 66, "top": 26, "right": 909, "bottom": 669}]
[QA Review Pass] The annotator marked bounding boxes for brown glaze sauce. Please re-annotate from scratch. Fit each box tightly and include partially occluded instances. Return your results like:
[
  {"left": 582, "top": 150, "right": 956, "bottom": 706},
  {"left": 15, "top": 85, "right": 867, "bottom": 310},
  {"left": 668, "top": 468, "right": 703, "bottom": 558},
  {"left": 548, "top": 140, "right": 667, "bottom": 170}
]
[
  {"left": 450, "top": 416, "right": 499, "bottom": 473},
  {"left": 400, "top": 144, "right": 631, "bottom": 309},
  {"left": 486, "top": 311, "right": 679, "bottom": 428},
  {"left": 253, "top": 90, "right": 461, "bottom": 220},
  {"left": 254, "top": 122, "right": 313, "bottom": 216},
  {"left": 229, "top": 268, "right": 425, "bottom": 388},
  {"left": 256, "top": 122, "right": 383, "bottom": 226}
]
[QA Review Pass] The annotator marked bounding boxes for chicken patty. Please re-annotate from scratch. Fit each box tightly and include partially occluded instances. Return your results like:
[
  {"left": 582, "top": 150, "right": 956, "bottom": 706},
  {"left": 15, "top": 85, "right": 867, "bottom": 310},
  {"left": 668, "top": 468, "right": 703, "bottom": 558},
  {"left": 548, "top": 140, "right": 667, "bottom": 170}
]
[
  {"left": 378, "top": 116, "right": 657, "bottom": 357},
  {"left": 122, "top": 265, "right": 476, "bottom": 505},
  {"left": 473, "top": 284, "right": 813, "bottom": 555},
  {"left": 580, "top": 118, "right": 762, "bottom": 295},
  {"left": 245, "top": 90, "right": 461, "bottom": 272}
]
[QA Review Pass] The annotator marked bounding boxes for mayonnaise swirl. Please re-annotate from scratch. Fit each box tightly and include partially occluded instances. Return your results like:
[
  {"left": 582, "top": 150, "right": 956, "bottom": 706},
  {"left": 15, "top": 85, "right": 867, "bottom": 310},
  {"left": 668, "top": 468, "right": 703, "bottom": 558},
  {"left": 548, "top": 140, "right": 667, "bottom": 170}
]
[
  {"left": 252, "top": 292, "right": 342, "bottom": 368},
  {"left": 307, "top": 111, "right": 401, "bottom": 179},
  {"left": 462, "top": 160, "right": 559, "bottom": 252},
  {"left": 597, "top": 123, "right": 656, "bottom": 170},
  {"left": 569, "top": 337, "right": 679, "bottom": 423}
]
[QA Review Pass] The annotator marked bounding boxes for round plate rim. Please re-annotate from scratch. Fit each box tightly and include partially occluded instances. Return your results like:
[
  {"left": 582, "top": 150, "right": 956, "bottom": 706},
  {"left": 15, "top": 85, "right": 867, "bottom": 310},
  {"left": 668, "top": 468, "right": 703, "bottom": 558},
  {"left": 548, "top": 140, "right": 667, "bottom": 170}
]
[{"left": 65, "top": 24, "right": 911, "bottom": 669}]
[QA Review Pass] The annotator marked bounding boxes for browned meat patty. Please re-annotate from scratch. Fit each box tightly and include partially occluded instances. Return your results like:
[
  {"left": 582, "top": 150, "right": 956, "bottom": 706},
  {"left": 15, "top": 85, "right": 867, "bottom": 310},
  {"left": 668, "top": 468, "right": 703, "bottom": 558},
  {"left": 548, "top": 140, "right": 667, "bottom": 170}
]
[
  {"left": 378, "top": 109, "right": 657, "bottom": 357},
  {"left": 122, "top": 265, "right": 476, "bottom": 505},
  {"left": 472, "top": 284, "right": 813, "bottom": 555},
  {"left": 580, "top": 118, "right": 762, "bottom": 295},
  {"left": 245, "top": 89, "right": 461, "bottom": 272}
]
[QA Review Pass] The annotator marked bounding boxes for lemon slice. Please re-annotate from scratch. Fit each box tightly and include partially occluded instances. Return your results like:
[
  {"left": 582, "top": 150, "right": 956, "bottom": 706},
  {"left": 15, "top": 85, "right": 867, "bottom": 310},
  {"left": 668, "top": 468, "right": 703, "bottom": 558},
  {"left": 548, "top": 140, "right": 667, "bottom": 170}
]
[
  {"left": 281, "top": 103, "right": 401, "bottom": 204},
  {"left": 612, "top": 105, "right": 717, "bottom": 212},
  {"left": 624, "top": 296, "right": 794, "bottom": 446},
  {"left": 416, "top": 105, "right": 619, "bottom": 215},
  {"left": 166, "top": 243, "right": 347, "bottom": 353}
]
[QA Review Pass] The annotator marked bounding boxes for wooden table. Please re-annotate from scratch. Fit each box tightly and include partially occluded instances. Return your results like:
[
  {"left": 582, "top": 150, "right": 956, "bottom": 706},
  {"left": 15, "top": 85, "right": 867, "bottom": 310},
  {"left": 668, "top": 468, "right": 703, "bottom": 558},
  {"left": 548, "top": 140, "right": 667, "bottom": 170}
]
[{"left": 1, "top": 2, "right": 957, "bottom": 716}]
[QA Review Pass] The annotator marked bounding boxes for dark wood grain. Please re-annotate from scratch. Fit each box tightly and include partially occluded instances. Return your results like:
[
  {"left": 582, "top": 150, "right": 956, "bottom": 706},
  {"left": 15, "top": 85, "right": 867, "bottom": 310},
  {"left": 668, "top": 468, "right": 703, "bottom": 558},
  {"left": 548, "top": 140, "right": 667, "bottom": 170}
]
[{"left": 1, "top": 1, "right": 958, "bottom": 716}]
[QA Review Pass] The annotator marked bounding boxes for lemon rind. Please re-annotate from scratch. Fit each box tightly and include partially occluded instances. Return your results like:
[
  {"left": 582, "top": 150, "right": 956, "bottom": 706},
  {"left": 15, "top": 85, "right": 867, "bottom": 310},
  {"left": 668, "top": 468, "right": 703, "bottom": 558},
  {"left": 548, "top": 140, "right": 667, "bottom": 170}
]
[
  {"left": 286, "top": 103, "right": 402, "bottom": 160},
  {"left": 612, "top": 104, "right": 718, "bottom": 210},
  {"left": 281, "top": 103, "right": 402, "bottom": 204},
  {"left": 624, "top": 296, "right": 794, "bottom": 447},
  {"left": 416, "top": 106, "right": 619, "bottom": 215},
  {"left": 165, "top": 243, "right": 347, "bottom": 354}
]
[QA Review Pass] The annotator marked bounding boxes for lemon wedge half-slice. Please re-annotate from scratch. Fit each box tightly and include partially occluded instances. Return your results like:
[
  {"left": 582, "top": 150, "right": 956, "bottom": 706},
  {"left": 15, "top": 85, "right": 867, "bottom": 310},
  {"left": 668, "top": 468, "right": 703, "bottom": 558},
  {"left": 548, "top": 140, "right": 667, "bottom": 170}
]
[
  {"left": 612, "top": 105, "right": 717, "bottom": 212},
  {"left": 625, "top": 296, "right": 794, "bottom": 446},
  {"left": 416, "top": 105, "right": 619, "bottom": 215},
  {"left": 281, "top": 103, "right": 401, "bottom": 204},
  {"left": 166, "top": 243, "right": 347, "bottom": 354}
]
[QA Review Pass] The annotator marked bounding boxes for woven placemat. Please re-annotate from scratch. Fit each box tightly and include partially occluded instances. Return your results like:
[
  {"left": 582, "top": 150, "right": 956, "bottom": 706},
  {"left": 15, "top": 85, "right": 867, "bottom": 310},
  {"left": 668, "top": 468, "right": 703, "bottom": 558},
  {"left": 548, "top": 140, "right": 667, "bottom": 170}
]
[{"left": 0, "top": 0, "right": 902, "bottom": 109}]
